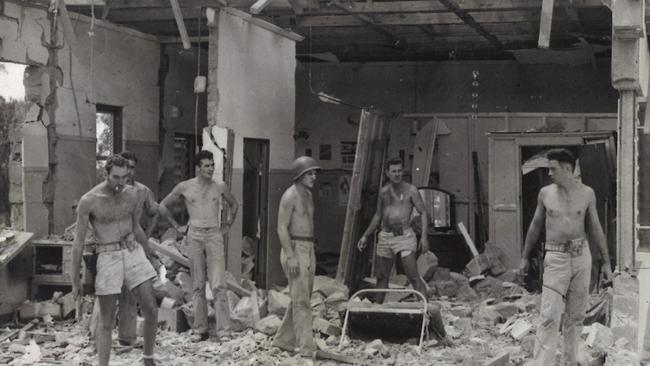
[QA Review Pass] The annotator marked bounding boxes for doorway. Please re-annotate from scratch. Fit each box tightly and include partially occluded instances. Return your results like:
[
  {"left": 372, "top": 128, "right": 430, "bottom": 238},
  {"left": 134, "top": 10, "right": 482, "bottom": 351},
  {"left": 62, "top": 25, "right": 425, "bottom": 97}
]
[
  {"left": 520, "top": 140, "right": 616, "bottom": 292},
  {"left": 242, "top": 138, "right": 270, "bottom": 288}
]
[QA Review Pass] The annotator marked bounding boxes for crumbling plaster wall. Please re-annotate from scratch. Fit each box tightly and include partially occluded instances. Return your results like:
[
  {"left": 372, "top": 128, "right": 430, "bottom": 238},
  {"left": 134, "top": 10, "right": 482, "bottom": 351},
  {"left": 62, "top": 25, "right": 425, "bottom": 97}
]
[
  {"left": 0, "top": 1, "right": 160, "bottom": 236},
  {"left": 296, "top": 60, "right": 618, "bottom": 254},
  {"left": 214, "top": 9, "right": 296, "bottom": 286}
]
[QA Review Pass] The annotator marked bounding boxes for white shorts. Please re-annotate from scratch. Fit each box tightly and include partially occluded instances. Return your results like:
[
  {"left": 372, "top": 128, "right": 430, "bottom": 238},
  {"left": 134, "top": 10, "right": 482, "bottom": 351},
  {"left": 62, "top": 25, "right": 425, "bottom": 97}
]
[{"left": 95, "top": 245, "right": 156, "bottom": 296}]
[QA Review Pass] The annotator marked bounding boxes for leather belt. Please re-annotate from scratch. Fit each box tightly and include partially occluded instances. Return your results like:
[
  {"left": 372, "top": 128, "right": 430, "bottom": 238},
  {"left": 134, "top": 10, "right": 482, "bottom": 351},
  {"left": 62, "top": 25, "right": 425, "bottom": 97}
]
[
  {"left": 93, "top": 241, "right": 128, "bottom": 254},
  {"left": 545, "top": 238, "right": 586, "bottom": 256},
  {"left": 290, "top": 235, "right": 315, "bottom": 242}
]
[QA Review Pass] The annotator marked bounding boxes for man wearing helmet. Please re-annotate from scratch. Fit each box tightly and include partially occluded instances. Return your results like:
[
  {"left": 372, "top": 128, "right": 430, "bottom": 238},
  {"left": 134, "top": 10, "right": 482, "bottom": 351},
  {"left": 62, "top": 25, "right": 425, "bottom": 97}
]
[
  {"left": 272, "top": 156, "right": 320, "bottom": 360},
  {"left": 158, "top": 150, "right": 238, "bottom": 342}
]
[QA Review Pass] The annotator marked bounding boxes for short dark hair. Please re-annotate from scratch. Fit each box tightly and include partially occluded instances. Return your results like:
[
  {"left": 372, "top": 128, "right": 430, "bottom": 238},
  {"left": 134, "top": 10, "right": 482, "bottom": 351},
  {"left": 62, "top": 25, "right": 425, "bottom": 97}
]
[
  {"left": 105, "top": 154, "right": 127, "bottom": 174},
  {"left": 385, "top": 157, "right": 403, "bottom": 170},
  {"left": 119, "top": 150, "right": 138, "bottom": 163},
  {"left": 195, "top": 150, "right": 214, "bottom": 166},
  {"left": 546, "top": 148, "right": 576, "bottom": 170}
]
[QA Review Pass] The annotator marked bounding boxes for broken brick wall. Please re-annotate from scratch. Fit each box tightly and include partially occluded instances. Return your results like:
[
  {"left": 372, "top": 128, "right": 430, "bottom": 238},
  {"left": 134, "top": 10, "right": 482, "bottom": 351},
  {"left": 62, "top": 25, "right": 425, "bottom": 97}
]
[{"left": 0, "top": 2, "right": 160, "bottom": 237}]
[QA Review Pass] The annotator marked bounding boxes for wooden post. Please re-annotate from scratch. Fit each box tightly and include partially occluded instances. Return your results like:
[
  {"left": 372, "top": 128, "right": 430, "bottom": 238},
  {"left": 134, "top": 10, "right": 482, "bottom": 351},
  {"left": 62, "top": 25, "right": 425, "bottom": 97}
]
[
  {"left": 207, "top": 7, "right": 220, "bottom": 128},
  {"left": 538, "top": 0, "right": 554, "bottom": 48},
  {"left": 168, "top": 0, "right": 191, "bottom": 49},
  {"left": 617, "top": 90, "right": 637, "bottom": 271}
]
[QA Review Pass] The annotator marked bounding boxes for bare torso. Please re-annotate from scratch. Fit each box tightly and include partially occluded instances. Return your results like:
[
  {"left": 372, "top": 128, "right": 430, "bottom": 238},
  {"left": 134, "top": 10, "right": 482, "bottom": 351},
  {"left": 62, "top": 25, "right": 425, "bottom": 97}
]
[
  {"left": 285, "top": 184, "right": 314, "bottom": 237},
  {"left": 379, "top": 182, "right": 416, "bottom": 231},
  {"left": 181, "top": 177, "right": 223, "bottom": 228},
  {"left": 541, "top": 182, "right": 591, "bottom": 242},
  {"left": 84, "top": 183, "right": 139, "bottom": 244}
]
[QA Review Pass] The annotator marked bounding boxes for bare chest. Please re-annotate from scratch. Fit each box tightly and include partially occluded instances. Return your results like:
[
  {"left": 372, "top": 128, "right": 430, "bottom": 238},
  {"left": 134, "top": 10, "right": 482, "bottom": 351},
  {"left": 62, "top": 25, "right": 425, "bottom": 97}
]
[
  {"left": 544, "top": 193, "right": 588, "bottom": 220},
  {"left": 91, "top": 196, "right": 135, "bottom": 223},
  {"left": 183, "top": 185, "right": 222, "bottom": 206}
]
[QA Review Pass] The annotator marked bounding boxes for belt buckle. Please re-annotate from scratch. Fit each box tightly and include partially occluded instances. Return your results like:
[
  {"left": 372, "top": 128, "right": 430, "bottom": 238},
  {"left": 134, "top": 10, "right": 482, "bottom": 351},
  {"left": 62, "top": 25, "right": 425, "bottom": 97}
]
[{"left": 568, "top": 240, "right": 583, "bottom": 256}]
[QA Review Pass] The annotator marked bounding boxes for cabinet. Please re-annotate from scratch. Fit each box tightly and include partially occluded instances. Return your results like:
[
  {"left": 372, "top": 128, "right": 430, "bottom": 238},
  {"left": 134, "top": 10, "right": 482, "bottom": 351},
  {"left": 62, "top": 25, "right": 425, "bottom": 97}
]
[{"left": 31, "top": 238, "right": 93, "bottom": 298}]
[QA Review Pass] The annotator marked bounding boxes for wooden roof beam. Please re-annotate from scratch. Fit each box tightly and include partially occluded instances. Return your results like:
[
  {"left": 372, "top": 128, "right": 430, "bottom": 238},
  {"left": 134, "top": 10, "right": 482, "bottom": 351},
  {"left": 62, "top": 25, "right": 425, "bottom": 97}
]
[
  {"left": 97, "top": 0, "right": 607, "bottom": 12},
  {"left": 436, "top": 0, "right": 505, "bottom": 50},
  {"left": 296, "top": 10, "right": 541, "bottom": 27},
  {"left": 330, "top": 0, "right": 406, "bottom": 49}
]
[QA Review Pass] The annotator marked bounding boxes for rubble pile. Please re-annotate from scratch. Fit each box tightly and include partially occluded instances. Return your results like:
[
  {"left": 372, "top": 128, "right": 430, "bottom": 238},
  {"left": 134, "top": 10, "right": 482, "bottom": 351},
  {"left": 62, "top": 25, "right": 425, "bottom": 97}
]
[{"left": 0, "top": 237, "right": 636, "bottom": 365}]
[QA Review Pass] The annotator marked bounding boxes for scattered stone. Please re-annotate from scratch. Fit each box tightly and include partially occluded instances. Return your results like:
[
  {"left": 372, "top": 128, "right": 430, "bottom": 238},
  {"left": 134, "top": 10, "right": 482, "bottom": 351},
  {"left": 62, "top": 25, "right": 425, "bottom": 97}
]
[
  {"left": 483, "top": 350, "right": 509, "bottom": 366},
  {"left": 510, "top": 319, "right": 534, "bottom": 340},
  {"left": 520, "top": 334, "right": 535, "bottom": 354},
  {"left": 268, "top": 290, "right": 291, "bottom": 316},
  {"left": 456, "top": 284, "right": 479, "bottom": 302},
  {"left": 489, "top": 302, "right": 519, "bottom": 319},
  {"left": 417, "top": 251, "right": 439, "bottom": 281},
  {"left": 585, "top": 322, "right": 613, "bottom": 353},
  {"left": 433, "top": 267, "right": 452, "bottom": 281},
  {"left": 256, "top": 314, "right": 282, "bottom": 335},
  {"left": 313, "top": 317, "right": 341, "bottom": 337},
  {"left": 435, "top": 280, "right": 460, "bottom": 298}
]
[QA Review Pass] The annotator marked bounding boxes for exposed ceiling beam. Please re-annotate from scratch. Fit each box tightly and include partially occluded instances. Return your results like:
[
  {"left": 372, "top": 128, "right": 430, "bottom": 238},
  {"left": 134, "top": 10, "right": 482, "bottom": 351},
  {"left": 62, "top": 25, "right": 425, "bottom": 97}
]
[
  {"left": 106, "top": 7, "right": 204, "bottom": 22},
  {"left": 96, "top": 0, "right": 607, "bottom": 11},
  {"left": 437, "top": 0, "right": 505, "bottom": 50},
  {"left": 330, "top": 1, "right": 406, "bottom": 49},
  {"left": 296, "top": 10, "right": 542, "bottom": 27}
]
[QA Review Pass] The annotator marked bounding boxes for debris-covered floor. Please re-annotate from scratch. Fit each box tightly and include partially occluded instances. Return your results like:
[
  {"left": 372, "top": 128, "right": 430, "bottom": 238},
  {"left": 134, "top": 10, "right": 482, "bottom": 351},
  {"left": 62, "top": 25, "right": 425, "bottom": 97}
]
[{"left": 1, "top": 235, "right": 637, "bottom": 365}]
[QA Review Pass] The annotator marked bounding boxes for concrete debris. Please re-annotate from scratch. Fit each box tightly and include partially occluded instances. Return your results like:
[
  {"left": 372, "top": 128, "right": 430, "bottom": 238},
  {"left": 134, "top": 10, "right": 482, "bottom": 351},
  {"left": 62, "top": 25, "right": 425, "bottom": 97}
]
[
  {"left": 268, "top": 289, "right": 292, "bottom": 316},
  {"left": 510, "top": 319, "right": 534, "bottom": 340},
  {"left": 585, "top": 322, "right": 614, "bottom": 353}
]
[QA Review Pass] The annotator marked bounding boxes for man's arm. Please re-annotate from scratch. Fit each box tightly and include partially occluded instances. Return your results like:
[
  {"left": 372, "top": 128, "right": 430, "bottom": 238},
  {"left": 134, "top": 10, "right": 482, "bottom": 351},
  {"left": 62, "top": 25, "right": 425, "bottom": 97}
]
[
  {"left": 72, "top": 197, "right": 91, "bottom": 299},
  {"left": 410, "top": 186, "right": 429, "bottom": 252},
  {"left": 585, "top": 188, "right": 613, "bottom": 281},
  {"left": 519, "top": 191, "right": 546, "bottom": 273},
  {"left": 143, "top": 188, "right": 160, "bottom": 237},
  {"left": 221, "top": 183, "right": 239, "bottom": 229},
  {"left": 158, "top": 183, "right": 184, "bottom": 231},
  {"left": 277, "top": 190, "right": 299, "bottom": 278},
  {"left": 357, "top": 191, "right": 383, "bottom": 251}
]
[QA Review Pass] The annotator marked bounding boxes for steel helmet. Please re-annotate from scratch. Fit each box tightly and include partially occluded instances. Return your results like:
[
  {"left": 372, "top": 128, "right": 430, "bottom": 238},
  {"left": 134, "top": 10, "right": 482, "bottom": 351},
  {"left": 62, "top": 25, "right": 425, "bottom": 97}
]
[{"left": 292, "top": 156, "right": 321, "bottom": 181}]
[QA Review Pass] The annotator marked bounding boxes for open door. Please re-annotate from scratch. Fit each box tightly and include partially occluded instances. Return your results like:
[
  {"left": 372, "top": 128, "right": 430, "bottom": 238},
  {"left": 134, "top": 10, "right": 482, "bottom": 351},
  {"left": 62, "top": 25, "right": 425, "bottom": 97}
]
[
  {"left": 243, "top": 138, "right": 270, "bottom": 288},
  {"left": 578, "top": 138, "right": 617, "bottom": 281}
]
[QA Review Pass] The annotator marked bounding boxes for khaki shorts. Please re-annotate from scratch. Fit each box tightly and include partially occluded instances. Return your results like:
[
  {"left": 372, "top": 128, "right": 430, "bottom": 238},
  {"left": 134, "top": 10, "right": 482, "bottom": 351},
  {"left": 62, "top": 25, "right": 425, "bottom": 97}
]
[
  {"left": 376, "top": 228, "right": 417, "bottom": 259},
  {"left": 95, "top": 245, "right": 156, "bottom": 296}
]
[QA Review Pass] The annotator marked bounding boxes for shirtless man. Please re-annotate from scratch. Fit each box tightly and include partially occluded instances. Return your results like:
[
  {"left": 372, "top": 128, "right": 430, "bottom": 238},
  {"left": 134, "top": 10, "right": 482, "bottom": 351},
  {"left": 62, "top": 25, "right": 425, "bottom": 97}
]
[
  {"left": 159, "top": 150, "right": 238, "bottom": 342},
  {"left": 519, "top": 148, "right": 613, "bottom": 365},
  {"left": 357, "top": 157, "right": 430, "bottom": 302},
  {"left": 357, "top": 157, "right": 450, "bottom": 344},
  {"left": 72, "top": 155, "right": 158, "bottom": 366},
  {"left": 117, "top": 151, "right": 162, "bottom": 347},
  {"left": 272, "top": 156, "right": 320, "bottom": 360}
]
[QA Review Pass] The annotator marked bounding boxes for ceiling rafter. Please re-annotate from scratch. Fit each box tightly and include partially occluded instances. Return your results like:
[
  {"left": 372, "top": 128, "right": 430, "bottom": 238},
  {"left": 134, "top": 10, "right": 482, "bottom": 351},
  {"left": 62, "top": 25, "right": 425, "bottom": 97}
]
[
  {"left": 330, "top": 0, "right": 407, "bottom": 49},
  {"left": 436, "top": 0, "right": 505, "bottom": 50}
]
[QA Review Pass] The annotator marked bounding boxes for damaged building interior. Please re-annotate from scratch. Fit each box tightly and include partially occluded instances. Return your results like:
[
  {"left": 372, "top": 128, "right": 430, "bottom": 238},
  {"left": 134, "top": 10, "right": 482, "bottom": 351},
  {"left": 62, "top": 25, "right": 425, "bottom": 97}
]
[{"left": 0, "top": 0, "right": 649, "bottom": 364}]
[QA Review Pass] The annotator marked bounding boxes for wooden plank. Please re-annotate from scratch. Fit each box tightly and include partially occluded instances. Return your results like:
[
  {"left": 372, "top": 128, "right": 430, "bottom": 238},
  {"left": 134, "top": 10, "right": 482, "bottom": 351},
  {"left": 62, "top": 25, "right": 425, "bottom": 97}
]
[
  {"left": 107, "top": 8, "right": 203, "bottom": 22},
  {"left": 0, "top": 230, "right": 34, "bottom": 266},
  {"left": 411, "top": 119, "right": 438, "bottom": 188},
  {"left": 472, "top": 151, "right": 488, "bottom": 247},
  {"left": 457, "top": 222, "right": 479, "bottom": 257},
  {"left": 538, "top": 0, "right": 554, "bottom": 48},
  {"left": 0, "top": 319, "right": 39, "bottom": 343},
  {"left": 330, "top": 1, "right": 404, "bottom": 47},
  {"left": 298, "top": 10, "right": 541, "bottom": 27},
  {"left": 168, "top": 0, "right": 192, "bottom": 49},
  {"left": 617, "top": 90, "right": 637, "bottom": 271},
  {"left": 336, "top": 109, "right": 391, "bottom": 290},
  {"left": 102, "top": 0, "right": 606, "bottom": 12},
  {"left": 250, "top": 0, "right": 274, "bottom": 13},
  {"left": 437, "top": 0, "right": 506, "bottom": 50}
]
